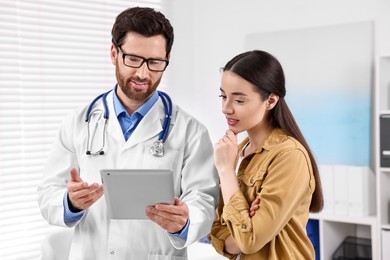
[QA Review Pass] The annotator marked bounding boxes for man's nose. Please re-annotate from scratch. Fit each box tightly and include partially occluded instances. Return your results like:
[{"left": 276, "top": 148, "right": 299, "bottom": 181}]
[{"left": 136, "top": 62, "right": 149, "bottom": 79}]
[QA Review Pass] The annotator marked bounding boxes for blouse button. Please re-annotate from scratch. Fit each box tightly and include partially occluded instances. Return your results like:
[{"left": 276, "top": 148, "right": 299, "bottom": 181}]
[{"left": 242, "top": 224, "right": 247, "bottom": 229}]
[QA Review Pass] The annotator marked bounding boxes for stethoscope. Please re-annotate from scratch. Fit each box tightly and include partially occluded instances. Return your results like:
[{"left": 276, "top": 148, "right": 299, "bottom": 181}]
[{"left": 85, "top": 88, "right": 172, "bottom": 157}]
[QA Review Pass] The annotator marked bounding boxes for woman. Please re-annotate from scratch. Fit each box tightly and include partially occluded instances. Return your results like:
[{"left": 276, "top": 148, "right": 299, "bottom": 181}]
[{"left": 209, "top": 50, "right": 323, "bottom": 260}]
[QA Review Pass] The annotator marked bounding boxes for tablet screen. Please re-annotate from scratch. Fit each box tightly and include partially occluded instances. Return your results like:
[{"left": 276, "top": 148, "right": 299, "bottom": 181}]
[{"left": 100, "top": 169, "right": 174, "bottom": 219}]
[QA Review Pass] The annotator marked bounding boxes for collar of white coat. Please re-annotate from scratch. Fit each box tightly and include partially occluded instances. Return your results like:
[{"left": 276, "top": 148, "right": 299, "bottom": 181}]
[{"left": 96, "top": 90, "right": 176, "bottom": 147}]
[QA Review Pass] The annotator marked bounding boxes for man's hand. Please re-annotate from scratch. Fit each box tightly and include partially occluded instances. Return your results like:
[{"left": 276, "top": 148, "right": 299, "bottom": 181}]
[
  {"left": 66, "top": 168, "right": 104, "bottom": 211},
  {"left": 146, "top": 197, "right": 189, "bottom": 233}
]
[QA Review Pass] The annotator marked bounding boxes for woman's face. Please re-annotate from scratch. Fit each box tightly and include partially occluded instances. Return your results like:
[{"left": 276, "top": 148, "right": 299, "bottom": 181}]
[{"left": 219, "top": 71, "right": 269, "bottom": 134}]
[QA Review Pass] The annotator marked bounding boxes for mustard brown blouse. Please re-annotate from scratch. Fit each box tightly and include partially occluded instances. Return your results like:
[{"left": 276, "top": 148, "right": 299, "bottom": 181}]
[{"left": 209, "top": 128, "right": 316, "bottom": 260}]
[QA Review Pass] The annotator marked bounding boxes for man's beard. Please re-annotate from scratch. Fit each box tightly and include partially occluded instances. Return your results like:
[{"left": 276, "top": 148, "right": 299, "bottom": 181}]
[
  {"left": 116, "top": 69, "right": 161, "bottom": 102},
  {"left": 121, "top": 77, "right": 155, "bottom": 101}
]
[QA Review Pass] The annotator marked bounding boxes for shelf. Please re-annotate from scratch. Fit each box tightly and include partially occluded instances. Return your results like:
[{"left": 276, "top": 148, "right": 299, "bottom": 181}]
[
  {"left": 379, "top": 167, "right": 390, "bottom": 172},
  {"left": 377, "top": 56, "right": 390, "bottom": 111},
  {"left": 310, "top": 213, "right": 376, "bottom": 226},
  {"left": 379, "top": 110, "right": 390, "bottom": 115},
  {"left": 377, "top": 54, "right": 390, "bottom": 260},
  {"left": 382, "top": 224, "right": 390, "bottom": 230}
]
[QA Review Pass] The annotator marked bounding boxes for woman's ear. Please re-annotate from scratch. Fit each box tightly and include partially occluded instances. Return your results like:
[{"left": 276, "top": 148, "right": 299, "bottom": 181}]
[{"left": 266, "top": 94, "right": 280, "bottom": 110}]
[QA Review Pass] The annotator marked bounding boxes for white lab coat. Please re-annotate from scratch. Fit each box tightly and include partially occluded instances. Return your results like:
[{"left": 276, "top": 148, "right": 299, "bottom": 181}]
[{"left": 37, "top": 90, "right": 219, "bottom": 260}]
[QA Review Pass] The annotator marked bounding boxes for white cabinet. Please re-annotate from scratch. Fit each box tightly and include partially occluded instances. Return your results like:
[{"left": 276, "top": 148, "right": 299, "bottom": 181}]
[
  {"left": 382, "top": 229, "right": 390, "bottom": 259},
  {"left": 310, "top": 213, "right": 377, "bottom": 259},
  {"left": 376, "top": 55, "right": 390, "bottom": 259},
  {"left": 310, "top": 165, "right": 377, "bottom": 259}
]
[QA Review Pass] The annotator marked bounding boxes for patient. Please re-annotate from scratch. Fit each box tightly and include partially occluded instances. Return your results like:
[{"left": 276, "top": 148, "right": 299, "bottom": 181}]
[{"left": 209, "top": 50, "right": 324, "bottom": 260}]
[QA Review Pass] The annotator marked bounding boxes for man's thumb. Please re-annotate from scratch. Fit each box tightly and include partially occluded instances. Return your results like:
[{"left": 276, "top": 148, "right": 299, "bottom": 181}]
[
  {"left": 70, "top": 168, "right": 82, "bottom": 182},
  {"left": 174, "top": 197, "right": 182, "bottom": 206}
]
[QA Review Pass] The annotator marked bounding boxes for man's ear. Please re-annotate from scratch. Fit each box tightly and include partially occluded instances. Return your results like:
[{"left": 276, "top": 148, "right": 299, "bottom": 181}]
[
  {"left": 266, "top": 94, "right": 280, "bottom": 110},
  {"left": 110, "top": 44, "right": 117, "bottom": 65}
]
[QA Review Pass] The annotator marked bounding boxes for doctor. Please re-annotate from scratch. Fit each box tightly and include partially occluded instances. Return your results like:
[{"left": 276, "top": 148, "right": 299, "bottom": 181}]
[{"left": 37, "top": 7, "right": 219, "bottom": 260}]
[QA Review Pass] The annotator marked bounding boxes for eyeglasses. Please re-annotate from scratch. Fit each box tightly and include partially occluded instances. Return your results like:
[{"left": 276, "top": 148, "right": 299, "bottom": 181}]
[{"left": 118, "top": 47, "right": 169, "bottom": 72}]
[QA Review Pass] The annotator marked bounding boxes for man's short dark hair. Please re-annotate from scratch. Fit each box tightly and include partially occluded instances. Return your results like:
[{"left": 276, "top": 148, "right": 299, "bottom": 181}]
[{"left": 111, "top": 7, "right": 174, "bottom": 57}]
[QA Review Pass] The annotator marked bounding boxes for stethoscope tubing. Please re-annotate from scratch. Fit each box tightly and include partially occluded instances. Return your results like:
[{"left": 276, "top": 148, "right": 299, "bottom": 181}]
[
  {"left": 85, "top": 87, "right": 172, "bottom": 156},
  {"left": 158, "top": 91, "right": 172, "bottom": 142},
  {"left": 85, "top": 89, "right": 112, "bottom": 122}
]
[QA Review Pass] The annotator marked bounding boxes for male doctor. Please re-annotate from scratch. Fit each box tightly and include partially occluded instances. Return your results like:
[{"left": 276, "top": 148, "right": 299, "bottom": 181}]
[{"left": 37, "top": 7, "right": 219, "bottom": 259}]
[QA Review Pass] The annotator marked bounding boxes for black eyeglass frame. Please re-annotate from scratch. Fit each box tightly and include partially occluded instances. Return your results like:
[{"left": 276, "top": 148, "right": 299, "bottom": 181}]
[{"left": 117, "top": 47, "right": 169, "bottom": 72}]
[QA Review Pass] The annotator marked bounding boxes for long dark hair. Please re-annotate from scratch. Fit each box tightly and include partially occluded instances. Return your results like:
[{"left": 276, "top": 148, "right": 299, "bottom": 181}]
[
  {"left": 223, "top": 50, "right": 323, "bottom": 213},
  {"left": 111, "top": 7, "right": 174, "bottom": 57}
]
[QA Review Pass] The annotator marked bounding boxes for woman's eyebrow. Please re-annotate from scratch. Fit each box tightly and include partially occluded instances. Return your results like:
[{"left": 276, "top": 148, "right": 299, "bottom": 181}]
[
  {"left": 231, "top": 92, "right": 247, "bottom": 96},
  {"left": 219, "top": 88, "right": 247, "bottom": 96}
]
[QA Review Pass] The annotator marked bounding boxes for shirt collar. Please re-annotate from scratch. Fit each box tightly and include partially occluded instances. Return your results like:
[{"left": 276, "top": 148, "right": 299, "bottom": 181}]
[
  {"left": 238, "top": 128, "right": 288, "bottom": 154},
  {"left": 113, "top": 85, "right": 159, "bottom": 118}
]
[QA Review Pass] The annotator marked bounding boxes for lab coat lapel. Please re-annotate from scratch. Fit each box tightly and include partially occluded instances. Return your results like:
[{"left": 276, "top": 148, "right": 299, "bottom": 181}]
[
  {"left": 105, "top": 91, "right": 127, "bottom": 143},
  {"left": 125, "top": 98, "right": 164, "bottom": 148}
]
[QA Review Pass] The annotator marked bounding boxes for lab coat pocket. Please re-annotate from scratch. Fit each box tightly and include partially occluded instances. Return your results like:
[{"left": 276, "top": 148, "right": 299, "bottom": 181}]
[
  {"left": 143, "top": 145, "right": 183, "bottom": 195},
  {"left": 142, "top": 145, "right": 182, "bottom": 171}
]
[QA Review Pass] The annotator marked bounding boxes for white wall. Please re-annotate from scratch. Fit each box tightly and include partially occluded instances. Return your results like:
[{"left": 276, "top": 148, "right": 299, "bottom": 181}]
[{"left": 163, "top": 0, "right": 390, "bottom": 143}]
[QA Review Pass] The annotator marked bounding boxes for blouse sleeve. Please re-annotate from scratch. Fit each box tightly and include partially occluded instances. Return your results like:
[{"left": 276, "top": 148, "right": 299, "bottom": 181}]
[
  {"left": 220, "top": 148, "right": 314, "bottom": 255},
  {"left": 208, "top": 193, "right": 238, "bottom": 260}
]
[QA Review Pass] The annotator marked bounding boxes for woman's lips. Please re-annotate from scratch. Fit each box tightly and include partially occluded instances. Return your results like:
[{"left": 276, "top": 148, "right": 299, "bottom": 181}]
[{"left": 227, "top": 118, "right": 238, "bottom": 126}]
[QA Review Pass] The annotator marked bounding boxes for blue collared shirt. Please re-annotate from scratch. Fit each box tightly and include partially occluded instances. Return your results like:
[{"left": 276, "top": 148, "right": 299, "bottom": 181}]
[
  {"left": 63, "top": 87, "right": 189, "bottom": 240},
  {"left": 114, "top": 89, "right": 158, "bottom": 141}
]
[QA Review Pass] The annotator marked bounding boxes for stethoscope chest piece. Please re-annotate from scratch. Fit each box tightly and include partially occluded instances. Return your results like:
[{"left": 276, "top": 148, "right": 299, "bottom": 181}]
[{"left": 150, "top": 140, "right": 164, "bottom": 157}]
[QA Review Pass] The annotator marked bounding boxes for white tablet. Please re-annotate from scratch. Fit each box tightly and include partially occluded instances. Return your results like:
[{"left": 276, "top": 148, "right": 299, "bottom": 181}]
[{"left": 100, "top": 169, "right": 175, "bottom": 219}]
